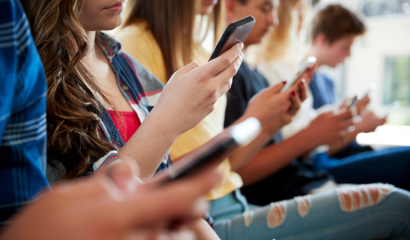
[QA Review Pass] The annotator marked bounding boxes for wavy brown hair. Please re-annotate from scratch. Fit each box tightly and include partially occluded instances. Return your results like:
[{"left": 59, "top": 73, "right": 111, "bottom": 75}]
[
  {"left": 122, "top": 0, "right": 225, "bottom": 81},
  {"left": 20, "top": 0, "right": 117, "bottom": 179}
]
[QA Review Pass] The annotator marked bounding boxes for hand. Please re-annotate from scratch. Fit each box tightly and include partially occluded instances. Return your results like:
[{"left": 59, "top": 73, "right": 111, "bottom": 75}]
[
  {"left": 356, "top": 96, "right": 370, "bottom": 115},
  {"left": 1, "top": 161, "right": 223, "bottom": 240},
  {"left": 243, "top": 79, "right": 305, "bottom": 136},
  {"left": 306, "top": 110, "right": 354, "bottom": 146},
  {"left": 152, "top": 43, "right": 244, "bottom": 138},
  {"left": 356, "top": 111, "right": 386, "bottom": 133}
]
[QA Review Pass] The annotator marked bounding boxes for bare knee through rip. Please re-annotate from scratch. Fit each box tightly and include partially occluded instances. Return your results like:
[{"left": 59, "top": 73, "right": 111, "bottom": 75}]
[{"left": 336, "top": 183, "right": 395, "bottom": 212}]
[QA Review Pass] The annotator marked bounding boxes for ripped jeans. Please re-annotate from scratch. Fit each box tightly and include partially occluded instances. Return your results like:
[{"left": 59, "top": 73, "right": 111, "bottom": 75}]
[{"left": 210, "top": 184, "right": 410, "bottom": 240}]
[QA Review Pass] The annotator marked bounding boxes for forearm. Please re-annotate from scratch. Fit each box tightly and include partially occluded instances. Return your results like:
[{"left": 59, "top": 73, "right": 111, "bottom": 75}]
[
  {"left": 228, "top": 114, "right": 279, "bottom": 171},
  {"left": 328, "top": 128, "right": 359, "bottom": 156},
  {"left": 118, "top": 111, "right": 178, "bottom": 181},
  {"left": 237, "top": 128, "right": 318, "bottom": 187},
  {"left": 187, "top": 219, "right": 220, "bottom": 240}
]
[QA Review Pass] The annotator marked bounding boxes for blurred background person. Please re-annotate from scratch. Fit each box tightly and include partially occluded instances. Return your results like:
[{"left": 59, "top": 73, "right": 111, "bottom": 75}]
[{"left": 249, "top": 1, "right": 410, "bottom": 195}]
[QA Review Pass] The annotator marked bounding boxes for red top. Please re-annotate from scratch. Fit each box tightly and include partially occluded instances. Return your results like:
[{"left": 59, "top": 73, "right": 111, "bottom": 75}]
[{"left": 107, "top": 110, "right": 141, "bottom": 143}]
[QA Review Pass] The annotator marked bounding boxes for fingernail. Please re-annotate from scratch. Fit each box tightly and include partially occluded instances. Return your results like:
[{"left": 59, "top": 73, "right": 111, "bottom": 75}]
[
  {"left": 282, "top": 81, "right": 287, "bottom": 85},
  {"left": 291, "top": 91, "right": 296, "bottom": 97},
  {"left": 240, "top": 42, "right": 244, "bottom": 49},
  {"left": 301, "top": 78, "right": 306, "bottom": 85}
]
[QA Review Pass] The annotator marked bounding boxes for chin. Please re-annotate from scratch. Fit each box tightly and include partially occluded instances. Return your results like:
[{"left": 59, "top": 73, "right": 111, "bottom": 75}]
[{"left": 102, "top": 19, "right": 123, "bottom": 31}]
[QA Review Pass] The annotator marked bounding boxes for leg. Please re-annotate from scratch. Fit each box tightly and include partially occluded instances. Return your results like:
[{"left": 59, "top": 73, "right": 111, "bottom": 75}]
[
  {"left": 214, "top": 184, "right": 410, "bottom": 240},
  {"left": 332, "top": 140, "right": 373, "bottom": 159},
  {"left": 323, "top": 147, "right": 410, "bottom": 190}
]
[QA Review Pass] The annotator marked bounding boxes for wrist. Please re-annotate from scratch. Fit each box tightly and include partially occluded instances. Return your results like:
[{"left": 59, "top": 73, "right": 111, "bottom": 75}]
[
  {"left": 143, "top": 109, "right": 181, "bottom": 142},
  {"left": 299, "top": 127, "right": 321, "bottom": 149}
]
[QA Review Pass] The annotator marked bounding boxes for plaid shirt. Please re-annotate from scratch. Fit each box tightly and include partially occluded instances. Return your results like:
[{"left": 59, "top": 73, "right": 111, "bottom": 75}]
[
  {"left": 92, "top": 33, "right": 214, "bottom": 227},
  {"left": 0, "top": 0, "right": 49, "bottom": 228},
  {"left": 86, "top": 32, "right": 172, "bottom": 174}
]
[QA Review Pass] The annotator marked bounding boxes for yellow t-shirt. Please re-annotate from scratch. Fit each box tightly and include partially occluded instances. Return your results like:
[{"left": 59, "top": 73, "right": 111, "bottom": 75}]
[{"left": 116, "top": 22, "right": 243, "bottom": 200}]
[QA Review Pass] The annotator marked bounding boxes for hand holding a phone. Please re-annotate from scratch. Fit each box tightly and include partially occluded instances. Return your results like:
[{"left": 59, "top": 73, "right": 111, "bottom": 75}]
[
  {"left": 1, "top": 160, "right": 222, "bottom": 240},
  {"left": 242, "top": 81, "right": 303, "bottom": 136},
  {"left": 355, "top": 111, "right": 386, "bottom": 133},
  {"left": 151, "top": 43, "right": 243, "bottom": 138},
  {"left": 305, "top": 110, "right": 354, "bottom": 146},
  {"left": 355, "top": 96, "right": 370, "bottom": 115}
]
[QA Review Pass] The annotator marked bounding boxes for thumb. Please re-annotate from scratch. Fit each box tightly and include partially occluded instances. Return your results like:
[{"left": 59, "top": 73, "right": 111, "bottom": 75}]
[
  {"left": 266, "top": 81, "right": 286, "bottom": 95},
  {"left": 104, "top": 161, "right": 139, "bottom": 194}
]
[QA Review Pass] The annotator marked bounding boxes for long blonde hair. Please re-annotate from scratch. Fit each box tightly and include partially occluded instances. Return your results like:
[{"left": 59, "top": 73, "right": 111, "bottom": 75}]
[
  {"left": 262, "top": 0, "right": 308, "bottom": 62},
  {"left": 122, "top": 0, "right": 225, "bottom": 80}
]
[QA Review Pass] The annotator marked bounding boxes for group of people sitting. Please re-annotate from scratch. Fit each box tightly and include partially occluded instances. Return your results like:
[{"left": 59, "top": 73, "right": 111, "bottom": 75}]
[{"left": 1, "top": 0, "right": 410, "bottom": 239}]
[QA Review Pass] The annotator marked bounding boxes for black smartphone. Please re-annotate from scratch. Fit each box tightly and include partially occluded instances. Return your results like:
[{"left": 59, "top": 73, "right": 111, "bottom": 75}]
[
  {"left": 209, "top": 16, "right": 256, "bottom": 62},
  {"left": 162, "top": 118, "right": 261, "bottom": 184}
]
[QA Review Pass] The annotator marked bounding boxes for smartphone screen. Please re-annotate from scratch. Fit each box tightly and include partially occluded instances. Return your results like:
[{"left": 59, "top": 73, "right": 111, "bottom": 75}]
[{"left": 281, "top": 56, "right": 316, "bottom": 92}]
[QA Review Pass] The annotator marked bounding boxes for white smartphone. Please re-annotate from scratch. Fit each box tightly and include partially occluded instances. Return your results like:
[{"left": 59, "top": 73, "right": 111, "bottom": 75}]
[{"left": 281, "top": 56, "right": 316, "bottom": 92}]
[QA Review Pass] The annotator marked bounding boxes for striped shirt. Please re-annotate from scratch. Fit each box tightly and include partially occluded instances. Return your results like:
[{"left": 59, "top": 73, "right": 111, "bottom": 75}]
[{"left": 0, "top": 0, "right": 49, "bottom": 228}]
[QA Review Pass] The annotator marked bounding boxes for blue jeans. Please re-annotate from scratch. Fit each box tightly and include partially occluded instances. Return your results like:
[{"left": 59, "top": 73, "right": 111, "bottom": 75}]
[
  {"left": 210, "top": 186, "right": 410, "bottom": 240},
  {"left": 312, "top": 147, "right": 410, "bottom": 190}
]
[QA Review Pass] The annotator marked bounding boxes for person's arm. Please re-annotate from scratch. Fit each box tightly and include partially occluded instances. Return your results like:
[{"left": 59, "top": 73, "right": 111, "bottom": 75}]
[
  {"left": 237, "top": 127, "right": 318, "bottom": 186},
  {"left": 328, "top": 110, "right": 386, "bottom": 156},
  {"left": 0, "top": 161, "right": 223, "bottom": 240},
  {"left": 236, "top": 110, "right": 354, "bottom": 186},
  {"left": 227, "top": 82, "right": 302, "bottom": 170},
  {"left": 118, "top": 44, "right": 244, "bottom": 181},
  {"left": 187, "top": 219, "right": 221, "bottom": 240}
]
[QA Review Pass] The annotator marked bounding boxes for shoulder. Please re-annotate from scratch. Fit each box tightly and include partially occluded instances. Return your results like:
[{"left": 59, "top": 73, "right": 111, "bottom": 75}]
[
  {"left": 116, "top": 22, "right": 150, "bottom": 39},
  {"left": 116, "top": 22, "right": 158, "bottom": 52},
  {"left": 117, "top": 51, "right": 164, "bottom": 105},
  {"left": 314, "top": 72, "right": 334, "bottom": 86}
]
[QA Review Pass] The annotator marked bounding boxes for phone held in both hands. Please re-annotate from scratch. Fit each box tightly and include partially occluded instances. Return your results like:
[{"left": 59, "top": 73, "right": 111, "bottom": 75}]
[
  {"left": 161, "top": 118, "right": 261, "bottom": 184},
  {"left": 281, "top": 56, "right": 317, "bottom": 92},
  {"left": 209, "top": 16, "right": 256, "bottom": 62}
]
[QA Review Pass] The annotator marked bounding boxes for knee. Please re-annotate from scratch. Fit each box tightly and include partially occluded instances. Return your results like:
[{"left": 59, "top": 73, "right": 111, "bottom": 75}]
[{"left": 336, "top": 183, "right": 410, "bottom": 212}]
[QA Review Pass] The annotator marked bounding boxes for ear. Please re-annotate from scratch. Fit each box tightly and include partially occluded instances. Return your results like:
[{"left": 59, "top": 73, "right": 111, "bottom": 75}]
[{"left": 315, "top": 33, "right": 329, "bottom": 47}]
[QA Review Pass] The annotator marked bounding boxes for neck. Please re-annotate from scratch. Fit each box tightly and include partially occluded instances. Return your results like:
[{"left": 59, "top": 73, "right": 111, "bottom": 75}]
[
  {"left": 304, "top": 46, "right": 325, "bottom": 69},
  {"left": 84, "top": 31, "right": 98, "bottom": 60}
]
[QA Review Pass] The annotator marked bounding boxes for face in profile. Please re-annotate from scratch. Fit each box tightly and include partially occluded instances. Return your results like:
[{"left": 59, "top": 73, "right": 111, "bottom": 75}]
[
  {"left": 323, "top": 35, "right": 356, "bottom": 67},
  {"left": 79, "top": 0, "right": 125, "bottom": 31},
  {"left": 201, "top": 0, "right": 219, "bottom": 15}
]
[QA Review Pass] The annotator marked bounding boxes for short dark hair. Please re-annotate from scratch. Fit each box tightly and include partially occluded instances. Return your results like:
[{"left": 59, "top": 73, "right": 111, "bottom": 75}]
[{"left": 311, "top": 4, "right": 366, "bottom": 44}]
